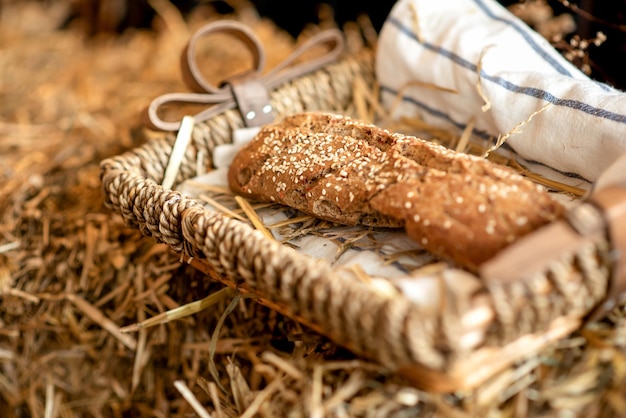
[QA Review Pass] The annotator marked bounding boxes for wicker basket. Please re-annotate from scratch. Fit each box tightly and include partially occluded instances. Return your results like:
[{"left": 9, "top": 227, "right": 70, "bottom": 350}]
[{"left": 100, "top": 40, "right": 615, "bottom": 392}]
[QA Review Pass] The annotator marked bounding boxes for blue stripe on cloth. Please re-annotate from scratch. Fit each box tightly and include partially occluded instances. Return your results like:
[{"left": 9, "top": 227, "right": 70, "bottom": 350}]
[
  {"left": 388, "top": 16, "right": 477, "bottom": 71},
  {"left": 480, "top": 73, "right": 626, "bottom": 122},
  {"left": 380, "top": 85, "right": 493, "bottom": 140},
  {"left": 387, "top": 16, "right": 626, "bottom": 125},
  {"left": 380, "top": 85, "right": 593, "bottom": 182},
  {"left": 471, "top": 0, "right": 572, "bottom": 76},
  {"left": 472, "top": 0, "right": 612, "bottom": 92},
  {"left": 498, "top": 143, "right": 592, "bottom": 182}
]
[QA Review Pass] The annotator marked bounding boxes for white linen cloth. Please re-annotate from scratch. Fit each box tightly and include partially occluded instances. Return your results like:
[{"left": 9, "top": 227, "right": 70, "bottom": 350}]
[{"left": 376, "top": 0, "right": 626, "bottom": 183}]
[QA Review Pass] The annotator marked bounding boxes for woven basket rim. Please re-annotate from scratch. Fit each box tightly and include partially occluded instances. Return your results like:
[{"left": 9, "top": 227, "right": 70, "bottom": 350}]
[{"left": 100, "top": 49, "right": 611, "bottom": 392}]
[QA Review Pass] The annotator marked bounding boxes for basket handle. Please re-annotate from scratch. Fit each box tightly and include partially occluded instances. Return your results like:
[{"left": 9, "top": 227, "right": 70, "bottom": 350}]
[
  {"left": 480, "top": 154, "right": 626, "bottom": 321},
  {"left": 146, "top": 20, "right": 345, "bottom": 131}
]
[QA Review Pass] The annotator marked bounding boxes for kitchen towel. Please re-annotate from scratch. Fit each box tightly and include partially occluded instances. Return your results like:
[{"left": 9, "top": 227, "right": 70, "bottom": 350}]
[{"left": 376, "top": 0, "right": 626, "bottom": 183}]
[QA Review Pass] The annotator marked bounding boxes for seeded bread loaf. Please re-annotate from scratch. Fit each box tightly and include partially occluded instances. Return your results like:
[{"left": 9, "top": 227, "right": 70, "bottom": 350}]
[{"left": 228, "top": 112, "right": 564, "bottom": 269}]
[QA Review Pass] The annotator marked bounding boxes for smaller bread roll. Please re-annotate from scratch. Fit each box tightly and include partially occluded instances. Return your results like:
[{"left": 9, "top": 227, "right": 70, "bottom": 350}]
[{"left": 228, "top": 112, "right": 564, "bottom": 270}]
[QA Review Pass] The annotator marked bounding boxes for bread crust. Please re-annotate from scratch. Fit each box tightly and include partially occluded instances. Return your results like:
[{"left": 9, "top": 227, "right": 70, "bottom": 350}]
[{"left": 228, "top": 112, "right": 564, "bottom": 269}]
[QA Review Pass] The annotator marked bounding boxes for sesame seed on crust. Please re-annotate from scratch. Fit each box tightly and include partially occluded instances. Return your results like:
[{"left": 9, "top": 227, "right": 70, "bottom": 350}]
[{"left": 227, "top": 112, "right": 564, "bottom": 270}]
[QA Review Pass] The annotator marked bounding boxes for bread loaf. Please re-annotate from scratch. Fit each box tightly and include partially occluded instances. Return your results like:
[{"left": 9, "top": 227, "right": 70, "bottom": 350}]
[{"left": 228, "top": 112, "right": 564, "bottom": 269}]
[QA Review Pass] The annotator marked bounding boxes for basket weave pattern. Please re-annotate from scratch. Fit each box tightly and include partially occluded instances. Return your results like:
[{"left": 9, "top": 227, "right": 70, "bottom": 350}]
[{"left": 101, "top": 50, "right": 611, "bottom": 388}]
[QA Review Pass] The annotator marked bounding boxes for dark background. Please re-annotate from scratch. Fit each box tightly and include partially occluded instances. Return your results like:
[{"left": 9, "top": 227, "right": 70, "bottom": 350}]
[{"left": 66, "top": 0, "right": 626, "bottom": 90}]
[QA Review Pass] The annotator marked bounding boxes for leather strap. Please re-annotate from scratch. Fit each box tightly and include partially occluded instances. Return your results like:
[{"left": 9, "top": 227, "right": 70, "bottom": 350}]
[
  {"left": 181, "top": 21, "right": 264, "bottom": 95},
  {"left": 229, "top": 71, "right": 275, "bottom": 127},
  {"left": 479, "top": 215, "right": 604, "bottom": 285},
  {"left": 481, "top": 184, "right": 626, "bottom": 322},
  {"left": 147, "top": 20, "right": 345, "bottom": 131}
]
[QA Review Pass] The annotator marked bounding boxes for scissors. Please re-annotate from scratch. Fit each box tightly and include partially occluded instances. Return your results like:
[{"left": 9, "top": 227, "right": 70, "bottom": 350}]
[{"left": 146, "top": 20, "right": 345, "bottom": 131}]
